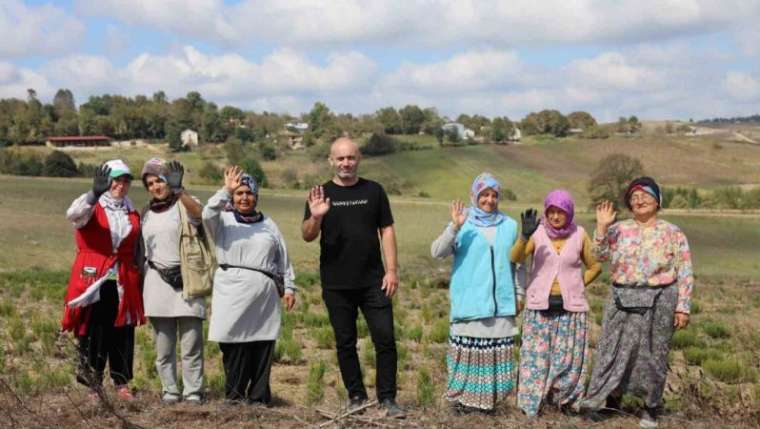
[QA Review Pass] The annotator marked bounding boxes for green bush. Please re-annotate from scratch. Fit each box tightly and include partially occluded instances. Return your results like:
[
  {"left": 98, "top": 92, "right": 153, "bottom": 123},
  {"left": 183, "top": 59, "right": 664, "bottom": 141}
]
[
  {"left": 701, "top": 320, "right": 731, "bottom": 339},
  {"left": 671, "top": 329, "right": 703, "bottom": 349},
  {"left": 407, "top": 326, "right": 423, "bottom": 343},
  {"left": 275, "top": 337, "right": 303, "bottom": 364},
  {"left": 314, "top": 326, "right": 335, "bottom": 349},
  {"left": 416, "top": 368, "right": 435, "bottom": 407},
  {"left": 429, "top": 318, "right": 449, "bottom": 344},
  {"left": 362, "top": 133, "right": 399, "bottom": 156},
  {"left": 683, "top": 347, "right": 723, "bottom": 365},
  {"left": 703, "top": 358, "right": 757, "bottom": 384},
  {"left": 199, "top": 161, "right": 222, "bottom": 182},
  {"left": 306, "top": 360, "right": 327, "bottom": 405},
  {"left": 42, "top": 150, "right": 79, "bottom": 177},
  {"left": 239, "top": 156, "right": 268, "bottom": 187}
]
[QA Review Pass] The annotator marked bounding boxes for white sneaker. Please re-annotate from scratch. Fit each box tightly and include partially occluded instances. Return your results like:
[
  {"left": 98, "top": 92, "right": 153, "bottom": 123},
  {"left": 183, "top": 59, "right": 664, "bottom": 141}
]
[
  {"left": 162, "top": 392, "right": 180, "bottom": 404},
  {"left": 184, "top": 393, "right": 203, "bottom": 404},
  {"left": 639, "top": 407, "right": 658, "bottom": 428}
]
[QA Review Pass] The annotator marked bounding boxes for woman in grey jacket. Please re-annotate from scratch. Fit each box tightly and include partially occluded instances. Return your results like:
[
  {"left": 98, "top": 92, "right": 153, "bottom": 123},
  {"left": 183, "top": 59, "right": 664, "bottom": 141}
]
[
  {"left": 139, "top": 158, "right": 205, "bottom": 404},
  {"left": 203, "top": 165, "right": 296, "bottom": 405}
]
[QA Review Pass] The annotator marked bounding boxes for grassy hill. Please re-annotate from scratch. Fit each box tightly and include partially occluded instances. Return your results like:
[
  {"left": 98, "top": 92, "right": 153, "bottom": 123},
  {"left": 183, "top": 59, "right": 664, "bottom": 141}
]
[{"left": 13, "top": 130, "right": 760, "bottom": 206}]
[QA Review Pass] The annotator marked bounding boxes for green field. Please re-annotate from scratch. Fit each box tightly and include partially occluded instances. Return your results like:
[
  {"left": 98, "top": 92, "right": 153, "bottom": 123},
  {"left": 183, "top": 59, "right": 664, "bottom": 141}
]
[
  {"left": 2, "top": 148, "right": 760, "bottom": 426},
  {"left": 2, "top": 175, "right": 760, "bottom": 280}
]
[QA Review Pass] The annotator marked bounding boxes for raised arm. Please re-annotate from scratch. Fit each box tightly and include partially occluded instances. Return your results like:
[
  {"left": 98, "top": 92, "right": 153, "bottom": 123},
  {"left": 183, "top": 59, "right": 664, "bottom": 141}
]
[
  {"left": 67, "top": 164, "right": 112, "bottom": 228},
  {"left": 202, "top": 166, "right": 241, "bottom": 240},
  {"left": 592, "top": 200, "right": 618, "bottom": 262},
  {"left": 430, "top": 200, "right": 467, "bottom": 259},
  {"left": 301, "top": 185, "right": 330, "bottom": 242},
  {"left": 165, "top": 160, "right": 203, "bottom": 221}
]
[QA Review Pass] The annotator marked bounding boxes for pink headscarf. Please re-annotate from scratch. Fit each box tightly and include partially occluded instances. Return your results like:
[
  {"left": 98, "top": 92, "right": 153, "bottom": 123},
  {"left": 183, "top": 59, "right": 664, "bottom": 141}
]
[{"left": 542, "top": 189, "right": 577, "bottom": 239}]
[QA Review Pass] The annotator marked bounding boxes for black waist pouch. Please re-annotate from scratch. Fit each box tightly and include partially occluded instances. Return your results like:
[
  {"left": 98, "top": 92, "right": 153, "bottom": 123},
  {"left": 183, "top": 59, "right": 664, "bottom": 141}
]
[
  {"left": 148, "top": 260, "right": 183, "bottom": 291},
  {"left": 612, "top": 282, "right": 673, "bottom": 315},
  {"left": 548, "top": 294, "right": 564, "bottom": 311}
]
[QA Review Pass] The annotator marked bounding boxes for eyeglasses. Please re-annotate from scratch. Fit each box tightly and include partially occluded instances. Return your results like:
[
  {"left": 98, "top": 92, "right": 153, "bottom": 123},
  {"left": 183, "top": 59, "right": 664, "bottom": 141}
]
[{"left": 629, "top": 194, "right": 654, "bottom": 203}]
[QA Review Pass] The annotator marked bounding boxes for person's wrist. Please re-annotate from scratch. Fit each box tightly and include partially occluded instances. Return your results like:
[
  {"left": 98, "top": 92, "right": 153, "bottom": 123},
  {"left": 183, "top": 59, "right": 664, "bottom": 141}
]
[{"left": 310, "top": 213, "right": 323, "bottom": 221}]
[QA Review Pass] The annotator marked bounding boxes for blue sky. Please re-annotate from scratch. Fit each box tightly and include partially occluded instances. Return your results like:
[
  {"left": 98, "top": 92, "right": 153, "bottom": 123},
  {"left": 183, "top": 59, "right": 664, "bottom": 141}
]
[{"left": 1, "top": 0, "right": 759, "bottom": 121}]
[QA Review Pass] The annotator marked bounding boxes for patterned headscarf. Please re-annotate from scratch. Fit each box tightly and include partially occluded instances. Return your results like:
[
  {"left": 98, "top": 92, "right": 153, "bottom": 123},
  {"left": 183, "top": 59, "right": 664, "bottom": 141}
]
[
  {"left": 467, "top": 172, "right": 506, "bottom": 227},
  {"left": 542, "top": 189, "right": 577, "bottom": 239},
  {"left": 225, "top": 173, "right": 263, "bottom": 223},
  {"left": 625, "top": 176, "right": 661, "bottom": 210},
  {"left": 140, "top": 157, "right": 167, "bottom": 187}
]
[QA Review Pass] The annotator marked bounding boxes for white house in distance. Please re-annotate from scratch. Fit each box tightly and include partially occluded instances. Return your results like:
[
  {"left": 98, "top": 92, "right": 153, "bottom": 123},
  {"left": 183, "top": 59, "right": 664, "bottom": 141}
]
[
  {"left": 442, "top": 122, "right": 475, "bottom": 140},
  {"left": 285, "top": 122, "right": 309, "bottom": 133},
  {"left": 181, "top": 129, "right": 199, "bottom": 147}
]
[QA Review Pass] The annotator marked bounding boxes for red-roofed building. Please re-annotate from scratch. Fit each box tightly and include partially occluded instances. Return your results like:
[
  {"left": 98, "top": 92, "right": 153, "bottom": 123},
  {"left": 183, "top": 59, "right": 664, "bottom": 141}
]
[{"left": 46, "top": 135, "right": 112, "bottom": 148}]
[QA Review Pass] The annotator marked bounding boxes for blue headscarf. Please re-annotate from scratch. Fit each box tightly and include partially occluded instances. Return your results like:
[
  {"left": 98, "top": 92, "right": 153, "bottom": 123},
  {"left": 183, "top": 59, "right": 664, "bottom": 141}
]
[{"left": 467, "top": 172, "right": 506, "bottom": 227}]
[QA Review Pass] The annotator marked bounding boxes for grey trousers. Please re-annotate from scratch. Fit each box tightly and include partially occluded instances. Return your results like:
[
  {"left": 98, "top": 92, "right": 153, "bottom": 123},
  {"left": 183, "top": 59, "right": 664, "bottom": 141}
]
[{"left": 150, "top": 316, "right": 204, "bottom": 397}]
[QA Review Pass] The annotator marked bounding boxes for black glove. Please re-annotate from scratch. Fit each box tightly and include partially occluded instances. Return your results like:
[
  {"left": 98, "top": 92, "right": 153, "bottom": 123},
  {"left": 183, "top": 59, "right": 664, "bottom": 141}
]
[
  {"left": 87, "top": 164, "right": 112, "bottom": 204},
  {"left": 520, "top": 208, "right": 539, "bottom": 240},
  {"left": 166, "top": 161, "right": 184, "bottom": 193}
]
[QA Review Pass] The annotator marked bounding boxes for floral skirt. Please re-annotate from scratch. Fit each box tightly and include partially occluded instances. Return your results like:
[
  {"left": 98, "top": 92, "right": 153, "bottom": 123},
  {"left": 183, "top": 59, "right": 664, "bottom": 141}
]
[
  {"left": 517, "top": 309, "right": 589, "bottom": 416},
  {"left": 445, "top": 336, "right": 515, "bottom": 410}
]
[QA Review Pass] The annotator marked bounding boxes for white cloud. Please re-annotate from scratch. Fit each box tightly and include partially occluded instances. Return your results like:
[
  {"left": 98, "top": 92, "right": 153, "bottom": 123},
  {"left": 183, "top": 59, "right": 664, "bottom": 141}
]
[
  {"left": 0, "top": 1, "right": 85, "bottom": 59},
  {"left": 32, "top": 46, "right": 376, "bottom": 112},
  {"left": 0, "top": 62, "right": 51, "bottom": 100},
  {"left": 75, "top": 0, "right": 760, "bottom": 48},
  {"left": 722, "top": 72, "right": 760, "bottom": 101}
]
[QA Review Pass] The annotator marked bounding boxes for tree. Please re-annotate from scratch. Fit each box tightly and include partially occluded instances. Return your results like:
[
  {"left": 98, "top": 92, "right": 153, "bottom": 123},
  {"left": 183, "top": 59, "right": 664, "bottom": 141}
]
[
  {"left": 567, "top": 111, "right": 597, "bottom": 130},
  {"left": 224, "top": 136, "right": 246, "bottom": 165},
  {"left": 399, "top": 105, "right": 425, "bottom": 134},
  {"left": 53, "top": 89, "right": 76, "bottom": 119},
  {"left": 240, "top": 156, "right": 268, "bottom": 187},
  {"left": 363, "top": 133, "right": 398, "bottom": 156},
  {"left": 588, "top": 153, "right": 645, "bottom": 208},
  {"left": 490, "top": 116, "right": 514, "bottom": 143},
  {"left": 43, "top": 150, "right": 79, "bottom": 177},
  {"left": 375, "top": 107, "right": 402, "bottom": 134},
  {"left": 307, "top": 102, "right": 335, "bottom": 139},
  {"left": 520, "top": 110, "right": 569, "bottom": 137}
]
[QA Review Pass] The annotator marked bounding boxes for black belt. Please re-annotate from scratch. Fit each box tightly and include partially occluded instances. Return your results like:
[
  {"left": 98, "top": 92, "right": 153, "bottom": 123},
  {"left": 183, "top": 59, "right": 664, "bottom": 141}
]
[
  {"left": 612, "top": 281, "right": 676, "bottom": 289},
  {"left": 219, "top": 264, "right": 280, "bottom": 283}
]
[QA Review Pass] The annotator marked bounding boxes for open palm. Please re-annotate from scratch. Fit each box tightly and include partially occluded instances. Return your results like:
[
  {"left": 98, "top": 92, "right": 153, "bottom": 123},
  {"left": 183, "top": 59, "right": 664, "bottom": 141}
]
[{"left": 308, "top": 186, "right": 331, "bottom": 218}]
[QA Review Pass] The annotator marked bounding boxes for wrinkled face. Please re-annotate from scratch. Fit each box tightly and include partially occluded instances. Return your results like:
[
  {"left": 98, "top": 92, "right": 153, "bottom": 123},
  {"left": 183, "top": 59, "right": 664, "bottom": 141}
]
[
  {"left": 329, "top": 141, "right": 360, "bottom": 180},
  {"left": 477, "top": 188, "right": 499, "bottom": 213},
  {"left": 546, "top": 206, "right": 568, "bottom": 229},
  {"left": 144, "top": 174, "right": 170, "bottom": 201},
  {"left": 233, "top": 185, "right": 256, "bottom": 214},
  {"left": 109, "top": 175, "right": 131, "bottom": 199},
  {"left": 629, "top": 189, "right": 658, "bottom": 218}
]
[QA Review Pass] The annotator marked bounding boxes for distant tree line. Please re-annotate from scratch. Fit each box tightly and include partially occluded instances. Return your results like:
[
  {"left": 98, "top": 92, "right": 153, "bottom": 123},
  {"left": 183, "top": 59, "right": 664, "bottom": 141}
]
[
  {"left": 697, "top": 114, "right": 760, "bottom": 125},
  {"left": 1, "top": 88, "right": 622, "bottom": 150}
]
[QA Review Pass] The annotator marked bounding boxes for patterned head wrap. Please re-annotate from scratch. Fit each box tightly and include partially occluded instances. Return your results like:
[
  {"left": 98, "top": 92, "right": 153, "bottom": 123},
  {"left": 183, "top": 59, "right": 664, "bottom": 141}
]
[
  {"left": 467, "top": 172, "right": 506, "bottom": 227},
  {"left": 542, "top": 189, "right": 577, "bottom": 239},
  {"left": 140, "top": 157, "right": 167, "bottom": 188},
  {"left": 225, "top": 173, "right": 263, "bottom": 223},
  {"left": 625, "top": 176, "right": 661, "bottom": 210}
]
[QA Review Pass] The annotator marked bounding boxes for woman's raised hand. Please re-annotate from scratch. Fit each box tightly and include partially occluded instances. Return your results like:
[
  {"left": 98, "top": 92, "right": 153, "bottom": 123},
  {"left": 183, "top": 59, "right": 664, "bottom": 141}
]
[
  {"left": 595, "top": 200, "right": 617, "bottom": 234},
  {"left": 223, "top": 166, "right": 242, "bottom": 193},
  {"left": 520, "top": 209, "right": 539, "bottom": 240},
  {"left": 92, "top": 164, "right": 112, "bottom": 198},
  {"left": 450, "top": 200, "right": 466, "bottom": 229}
]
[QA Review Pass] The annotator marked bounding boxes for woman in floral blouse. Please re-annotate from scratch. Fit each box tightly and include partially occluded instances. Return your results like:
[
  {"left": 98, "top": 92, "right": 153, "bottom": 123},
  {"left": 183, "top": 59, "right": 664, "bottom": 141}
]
[{"left": 580, "top": 176, "right": 693, "bottom": 429}]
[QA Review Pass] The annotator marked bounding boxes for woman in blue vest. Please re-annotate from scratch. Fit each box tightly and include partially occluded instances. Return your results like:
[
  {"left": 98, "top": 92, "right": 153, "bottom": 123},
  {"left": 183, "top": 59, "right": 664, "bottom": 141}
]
[{"left": 431, "top": 172, "right": 523, "bottom": 413}]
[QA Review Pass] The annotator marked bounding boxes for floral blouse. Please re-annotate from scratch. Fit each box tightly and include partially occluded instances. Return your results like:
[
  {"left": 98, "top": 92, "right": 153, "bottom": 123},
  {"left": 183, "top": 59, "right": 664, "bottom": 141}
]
[{"left": 593, "top": 219, "right": 694, "bottom": 314}]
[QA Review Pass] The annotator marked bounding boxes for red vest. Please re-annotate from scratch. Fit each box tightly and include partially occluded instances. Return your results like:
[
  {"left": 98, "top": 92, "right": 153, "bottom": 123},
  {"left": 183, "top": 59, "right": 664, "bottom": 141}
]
[{"left": 61, "top": 203, "right": 145, "bottom": 335}]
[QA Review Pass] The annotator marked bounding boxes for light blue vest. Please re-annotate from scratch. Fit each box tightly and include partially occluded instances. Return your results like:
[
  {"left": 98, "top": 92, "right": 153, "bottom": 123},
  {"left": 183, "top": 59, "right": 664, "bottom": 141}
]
[{"left": 449, "top": 217, "right": 518, "bottom": 322}]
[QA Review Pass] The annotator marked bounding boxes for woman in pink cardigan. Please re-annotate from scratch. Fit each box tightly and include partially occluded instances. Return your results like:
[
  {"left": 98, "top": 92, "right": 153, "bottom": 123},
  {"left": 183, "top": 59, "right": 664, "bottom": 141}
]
[{"left": 511, "top": 189, "right": 601, "bottom": 416}]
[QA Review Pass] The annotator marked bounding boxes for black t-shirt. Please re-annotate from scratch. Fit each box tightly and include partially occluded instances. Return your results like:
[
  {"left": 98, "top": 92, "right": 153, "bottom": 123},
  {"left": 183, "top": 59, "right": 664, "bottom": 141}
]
[{"left": 303, "top": 178, "right": 394, "bottom": 289}]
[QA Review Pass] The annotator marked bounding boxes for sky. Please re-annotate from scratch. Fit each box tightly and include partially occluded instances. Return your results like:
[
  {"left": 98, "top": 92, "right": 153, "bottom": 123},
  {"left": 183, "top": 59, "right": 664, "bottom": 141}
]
[{"left": 1, "top": 0, "right": 759, "bottom": 121}]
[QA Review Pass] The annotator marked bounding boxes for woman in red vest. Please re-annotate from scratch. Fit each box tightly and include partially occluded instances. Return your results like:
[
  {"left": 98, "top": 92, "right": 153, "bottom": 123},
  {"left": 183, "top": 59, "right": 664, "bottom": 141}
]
[{"left": 61, "top": 159, "right": 145, "bottom": 401}]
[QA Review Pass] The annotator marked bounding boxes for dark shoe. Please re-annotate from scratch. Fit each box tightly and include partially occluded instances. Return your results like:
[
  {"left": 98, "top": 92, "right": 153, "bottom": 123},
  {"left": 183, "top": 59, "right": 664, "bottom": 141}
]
[
  {"left": 379, "top": 398, "right": 405, "bottom": 418},
  {"left": 639, "top": 407, "right": 658, "bottom": 428},
  {"left": 347, "top": 395, "right": 368, "bottom": 413},
  {"left": 605, "top": 395, "right": 622, "bottom": 411}
]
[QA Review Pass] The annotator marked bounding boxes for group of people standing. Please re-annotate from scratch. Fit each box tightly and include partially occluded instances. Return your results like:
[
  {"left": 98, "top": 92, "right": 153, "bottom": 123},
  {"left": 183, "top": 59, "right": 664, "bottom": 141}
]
[
  {"left": 60, "top": 136, "right": 693, "bottom": 428},
  {"left": 433, "top": 173, "right": 693, "bottom": 428}
]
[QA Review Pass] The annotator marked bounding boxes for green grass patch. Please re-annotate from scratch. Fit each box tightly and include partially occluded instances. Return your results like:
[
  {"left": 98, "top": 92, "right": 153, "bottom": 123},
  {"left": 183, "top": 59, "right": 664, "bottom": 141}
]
[
  {"left": 703, "top": 358, "right": 758, "bottom": 384},
  {"left": 700, "top": 320, "right": 731, "bottom": 339},
  {"left": 671, "top": 328, "right": 703, "bottom": 349},
  {"left": 306, "top": 360, "right": 327, "bottom": 405},
  {"left": 428, "top": 319, "right": 449, "bottom": 344},
  {"left": 416, "top": 367, "right": 435, "bottom": 408},
  {"left": 683, "top": 347, "right": 723, "bottom": 365}
]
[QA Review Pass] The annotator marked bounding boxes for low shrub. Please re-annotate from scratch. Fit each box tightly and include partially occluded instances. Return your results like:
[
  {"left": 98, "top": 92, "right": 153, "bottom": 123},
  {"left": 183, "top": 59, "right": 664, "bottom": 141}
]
[
  {"left": 314, "top": 326, "right": 335, "bottom": 349},
  {"left": 671, "top": 328, "right": 703, "bottom": 349},
  {"left": 306, "top": 360, "right": 327, "bottom": 405},
  {"left": 428, "top": 318, "right": 449, "bottom": 344},
  {"left": 416, "top": 368, "right": 435, "bottom": 407},
  {"left": 701, "top": 320, "right": 731, "bottom": 339},
  {"left": 703, "top": 358, "right": 757, "bottom": 384},
  {"left": 683, "top": 346, "right": 723, "bottom": 365}
]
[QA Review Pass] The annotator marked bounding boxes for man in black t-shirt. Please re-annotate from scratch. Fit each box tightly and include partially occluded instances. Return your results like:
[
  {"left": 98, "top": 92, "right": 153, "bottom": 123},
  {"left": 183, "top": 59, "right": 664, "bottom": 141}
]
[{"left": 302, "top": 137, "right": 403, "bottom": 417}]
